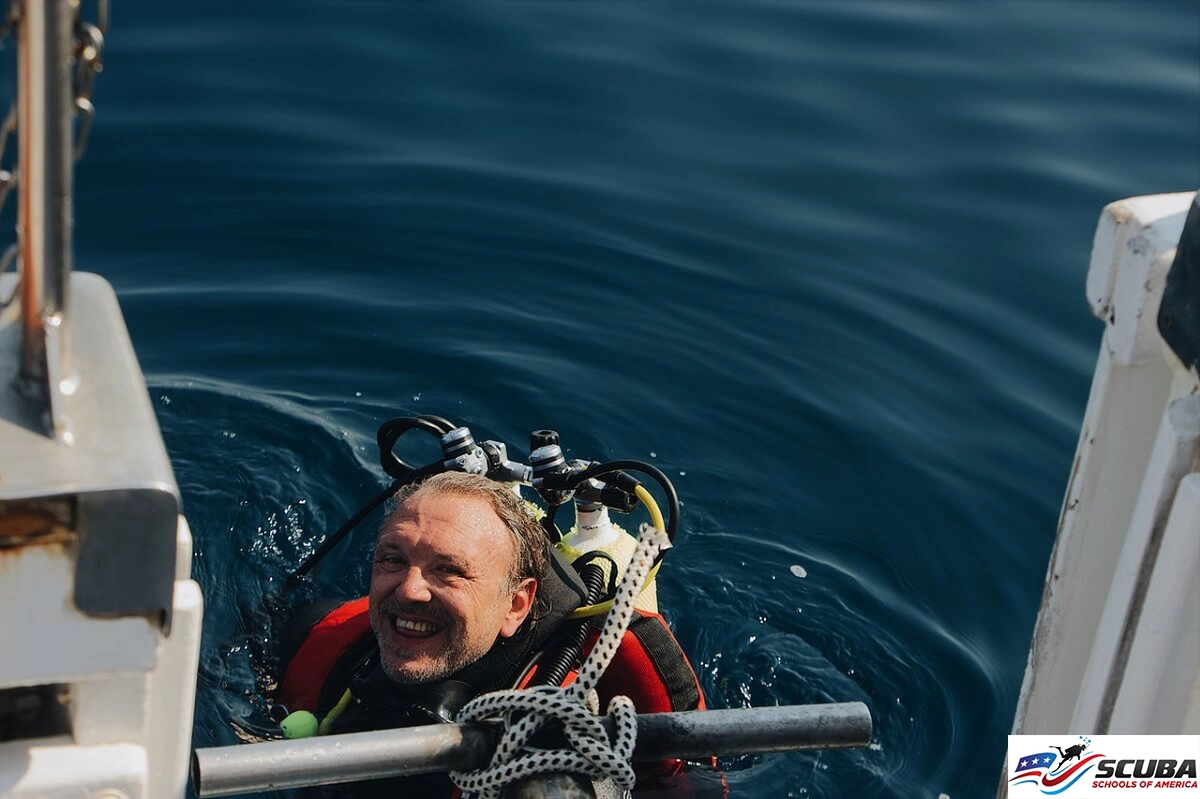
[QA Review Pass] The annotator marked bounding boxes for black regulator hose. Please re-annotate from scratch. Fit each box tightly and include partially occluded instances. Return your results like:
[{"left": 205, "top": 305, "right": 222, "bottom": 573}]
[
  {"left": 417, "top": 414, "right": 457, "bottom": 434},
  {"left": 377, "top": 416, "right": 449, "bottom": 480},
  {"left": 528, "top": 560, "right": 610, "bottom": 688},
  {"left": 283, "top": 459, "right": 448, "bottom": 592},
  {"left": 541, "top": 503, "right": 563, "bottom": 543},
  {"left": 283, "top": 479, "right": 402, "bottom": 592},
  {"left": 560, "top": 460, "right": 680, "bottom": 567},
  {"left": 286, "top": 414, "right": 459, "bottom": 592}
]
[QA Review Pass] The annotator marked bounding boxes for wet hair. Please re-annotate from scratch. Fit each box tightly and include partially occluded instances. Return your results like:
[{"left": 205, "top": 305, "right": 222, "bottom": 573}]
[{"left": 381, "top": 472, "right": 550, "bottom": 616}]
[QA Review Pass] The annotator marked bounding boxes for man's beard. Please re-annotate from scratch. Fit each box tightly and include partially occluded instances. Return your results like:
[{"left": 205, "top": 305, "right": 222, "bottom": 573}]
[{"left": 372, "top": 600, "right": 492, "bottom": 684}]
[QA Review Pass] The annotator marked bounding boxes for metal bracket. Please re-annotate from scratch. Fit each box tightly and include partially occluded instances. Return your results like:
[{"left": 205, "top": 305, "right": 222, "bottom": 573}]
[{"left": 1, "top": 273, "right": 180, "bottom": 630}]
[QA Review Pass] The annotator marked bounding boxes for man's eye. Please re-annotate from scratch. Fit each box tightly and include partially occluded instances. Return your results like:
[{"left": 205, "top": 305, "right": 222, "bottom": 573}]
[
  {"left": 375, "top": 555, "right": 406, "bottom": 569},
  {"left": 436, "top": 564, "right": 464, "bottom": 578}
]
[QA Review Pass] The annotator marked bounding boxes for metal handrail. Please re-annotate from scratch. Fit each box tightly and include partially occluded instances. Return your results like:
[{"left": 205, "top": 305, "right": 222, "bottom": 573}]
[
  {"left": 192, "top": 702, "right": 874, "bottom": 797},
  {"left": 9, "top": 0, "right": 75, "bottom": 437}
]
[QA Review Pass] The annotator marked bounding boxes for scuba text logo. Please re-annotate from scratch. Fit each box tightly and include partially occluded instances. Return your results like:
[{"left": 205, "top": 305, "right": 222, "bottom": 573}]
[
  {"left": 1009, "top": 736, "right": 1103, "bottom": 796},
  {"left": 1008, "top": 735, "right": 1200, "bottom": 797}
]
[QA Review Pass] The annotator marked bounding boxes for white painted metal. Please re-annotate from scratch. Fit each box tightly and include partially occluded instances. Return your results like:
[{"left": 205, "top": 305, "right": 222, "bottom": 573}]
[
  {"left": 1, "top": 273, "right": 202, "bottom": 798},
  {"left": 0, "top": 739, "right": 147, "bottom": 798},
  {"left": 1071, "top": 388, "right": 1199, "bottom": 732},
  {"left": 1011, "top": 339, "right": 1171, "bottom": 730},
  {"left": 1011, "top": 191, "right": 1200, "bottom": 741},
  {"left": 146, "top": 521, "right": 205, "bottom": 799},
  {"left": 0, "top": 273, "right": 179, "bottom": 505},
  {"left": 1108, "top": 473, "right": 1200, "bottom": 733},
  {"left": 1086, "top": 192, "right": 1193, "bottom": 364},
  {"left": 63, "top": 519, "right": 202, "bottom": 797},
  {"left": 0, "top": 542, "right": 159, "bottom": 687},
  {"left": 147, "top": 580, "right": 204, "bottom": 797},
  {"left": 0, "top": 517, "right": 202, "bottom": 799}
]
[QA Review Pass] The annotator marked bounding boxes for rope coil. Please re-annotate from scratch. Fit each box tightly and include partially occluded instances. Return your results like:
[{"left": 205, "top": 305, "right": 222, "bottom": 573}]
[{"left": 450, "top": 488, "right": 670, "bottom": 798}]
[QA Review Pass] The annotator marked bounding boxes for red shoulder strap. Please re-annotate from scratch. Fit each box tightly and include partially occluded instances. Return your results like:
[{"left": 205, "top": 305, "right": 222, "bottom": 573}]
[
  {"left": 515, "top": 611, "right": 704, "bottom": 714},
  {"left": 594, "top": 610, "right": 706, "bottom": 714},
  {"left": 594, "top": 611, "right": 713, "bottom": 791},
  {"left": 277, "top": 597, "right": 371, "bottom": 711}
]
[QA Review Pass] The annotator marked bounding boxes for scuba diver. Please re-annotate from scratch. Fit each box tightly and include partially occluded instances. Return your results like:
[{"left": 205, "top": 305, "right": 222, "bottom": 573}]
[{"left": 273, "top": 419, "right": 720, "bottom": 797}]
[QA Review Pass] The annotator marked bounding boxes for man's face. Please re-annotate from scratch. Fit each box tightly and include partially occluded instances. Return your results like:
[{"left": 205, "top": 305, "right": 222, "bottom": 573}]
[{"left": 368, "top": 492, "right": 536, "bottom": 684}]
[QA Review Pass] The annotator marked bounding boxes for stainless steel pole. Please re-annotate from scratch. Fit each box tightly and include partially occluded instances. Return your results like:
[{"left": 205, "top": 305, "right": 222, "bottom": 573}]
[
  {"left": 633, "top": 703, "right": 873, "bottom": 759},
  {"left": 17, "top": 0, "right": 74, "bottom": 425},
  {"left": 192, "top": 702, "right": 873, "bottom": 797},
  {"left": 194, "top": 721, "right": 498, "bottom": 798}
]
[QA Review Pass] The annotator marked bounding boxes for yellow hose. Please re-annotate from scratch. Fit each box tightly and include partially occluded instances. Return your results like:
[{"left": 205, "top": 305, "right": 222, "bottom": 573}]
[
  {"left": 565, "top": 485, "right": 666, "bottom": 620},
  {"left": 317, "top": 688, "right": 353, "bottom": 735}
]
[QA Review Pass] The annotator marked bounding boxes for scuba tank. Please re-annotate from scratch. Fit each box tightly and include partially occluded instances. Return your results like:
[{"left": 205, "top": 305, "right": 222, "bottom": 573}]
[{"left": 527, "top": 430, "right": 659, "bottom": 615}]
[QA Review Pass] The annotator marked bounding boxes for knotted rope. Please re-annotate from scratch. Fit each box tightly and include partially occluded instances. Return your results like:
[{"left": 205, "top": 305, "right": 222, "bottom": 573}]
[{"left": 450, "top": 488, "right": 669, "bottom": 799}]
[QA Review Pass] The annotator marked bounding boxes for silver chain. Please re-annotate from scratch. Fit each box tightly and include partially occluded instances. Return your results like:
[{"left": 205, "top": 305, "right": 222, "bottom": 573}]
[
  {"left": 0, "top": 0, "right": 108, "bottom": 317},
  {"left": 72, "top": 0, "right": 107, "bottom": 161}
]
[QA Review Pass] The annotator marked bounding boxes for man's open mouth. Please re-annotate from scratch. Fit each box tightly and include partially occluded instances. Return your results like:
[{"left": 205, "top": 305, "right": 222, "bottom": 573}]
[{"left": 392, "top": 616, "right": 443, "bottom": 638}]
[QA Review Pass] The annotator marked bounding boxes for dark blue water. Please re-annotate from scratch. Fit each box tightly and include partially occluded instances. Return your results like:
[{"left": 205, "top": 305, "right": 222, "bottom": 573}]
[{"left": 52, "top": 1, "right": 1200, "bottom": 796}]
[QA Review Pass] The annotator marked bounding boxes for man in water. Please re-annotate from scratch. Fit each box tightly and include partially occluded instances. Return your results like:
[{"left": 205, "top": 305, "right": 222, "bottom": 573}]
[{"left": 279, "top": 471, "right": 713, "bottom": 795}]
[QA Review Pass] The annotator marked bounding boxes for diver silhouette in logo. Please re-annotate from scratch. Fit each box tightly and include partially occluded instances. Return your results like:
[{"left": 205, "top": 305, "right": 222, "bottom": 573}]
[{"left": 1050, "top": 742, "right": 1088, "bottom": 767}]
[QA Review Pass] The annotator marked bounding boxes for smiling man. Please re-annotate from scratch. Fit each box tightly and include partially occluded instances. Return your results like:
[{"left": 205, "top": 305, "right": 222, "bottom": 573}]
[
  {"left": 276, "top": 471, "right": 713, "bottom": 795},
  {"left": 277, "top": 472, "right": 588, "bottom": 739},
  {"left": 368, "top": 473, "right": 544, "bottom": 685}
]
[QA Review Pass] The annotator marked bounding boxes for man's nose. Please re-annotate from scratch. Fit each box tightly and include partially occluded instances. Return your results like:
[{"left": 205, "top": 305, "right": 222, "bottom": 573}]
[{"left": 395, "top": 566, "right": 432, "bottom": 602}]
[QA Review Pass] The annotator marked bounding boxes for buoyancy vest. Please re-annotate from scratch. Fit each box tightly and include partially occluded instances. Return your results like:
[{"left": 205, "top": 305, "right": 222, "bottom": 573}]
[
  {"left": 276, "top": 596, "right": 723, "bottom": 798},
  {"left": 278, "top": 600, "right": 707, "bottom": 719},
  {"left": 279, "top": 603, "right": 710, "bottom": 794},
  {"left": 278, "top": 596, "right": 372, "bottom": 714}
]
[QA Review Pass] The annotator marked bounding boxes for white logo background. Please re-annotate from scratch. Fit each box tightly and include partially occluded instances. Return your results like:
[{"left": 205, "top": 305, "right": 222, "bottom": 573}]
[{"left": 1007, "top": 735, "right": 1199, "bottom": 798}]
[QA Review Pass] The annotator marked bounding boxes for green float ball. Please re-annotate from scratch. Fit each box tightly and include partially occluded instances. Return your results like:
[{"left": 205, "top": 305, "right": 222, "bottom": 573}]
[{"left": 280, "top": 710, "right": 319, "bottom": 739}]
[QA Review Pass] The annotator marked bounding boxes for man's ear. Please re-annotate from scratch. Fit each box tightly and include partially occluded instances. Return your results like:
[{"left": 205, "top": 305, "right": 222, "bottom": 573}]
[{"left": 499, "top": 578, "right": 537, "bottom": 638}]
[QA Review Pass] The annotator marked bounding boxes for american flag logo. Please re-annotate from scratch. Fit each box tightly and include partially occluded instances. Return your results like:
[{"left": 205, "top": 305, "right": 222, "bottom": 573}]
[
  {"left": 1014, "top": 751, "right": 1058, "bottom": 774},
  {"left": 1009, "top": 748, "right": 1106, "bottom": 795}
]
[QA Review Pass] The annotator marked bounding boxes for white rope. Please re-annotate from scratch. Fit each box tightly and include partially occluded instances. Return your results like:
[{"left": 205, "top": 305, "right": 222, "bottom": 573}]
[{"left": 449, "top": 521, "right": 669, "bottom": 798}]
